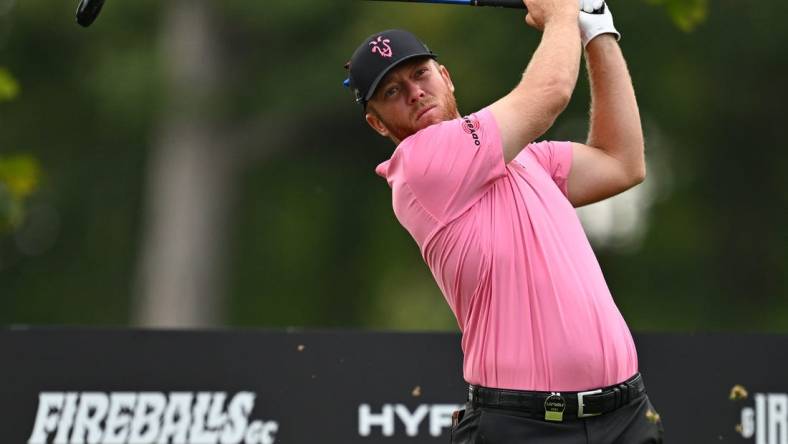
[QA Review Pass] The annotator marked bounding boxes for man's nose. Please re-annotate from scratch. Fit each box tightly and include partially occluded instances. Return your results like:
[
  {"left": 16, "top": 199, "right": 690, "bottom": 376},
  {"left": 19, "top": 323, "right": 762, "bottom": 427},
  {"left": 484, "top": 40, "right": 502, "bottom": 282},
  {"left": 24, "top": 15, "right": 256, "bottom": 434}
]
[{"left": 405, "top": 82, "right": 426, "bottom": 104}]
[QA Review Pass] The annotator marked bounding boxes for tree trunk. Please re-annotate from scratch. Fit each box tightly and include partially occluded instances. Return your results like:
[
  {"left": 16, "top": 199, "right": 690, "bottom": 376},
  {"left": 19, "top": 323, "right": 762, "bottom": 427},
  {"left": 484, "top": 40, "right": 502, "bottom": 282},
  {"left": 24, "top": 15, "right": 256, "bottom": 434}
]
[{"left": 132, "top": 0, "right": 234, "bottom": 327}]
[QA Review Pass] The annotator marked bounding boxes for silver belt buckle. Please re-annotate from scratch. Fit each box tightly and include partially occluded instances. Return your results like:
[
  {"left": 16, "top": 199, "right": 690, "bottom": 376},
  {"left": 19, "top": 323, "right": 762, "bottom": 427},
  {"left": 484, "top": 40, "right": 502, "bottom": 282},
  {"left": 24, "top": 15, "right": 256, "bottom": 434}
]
[{"left": 577, "top": 389, "right": 602, "bottom": 418}]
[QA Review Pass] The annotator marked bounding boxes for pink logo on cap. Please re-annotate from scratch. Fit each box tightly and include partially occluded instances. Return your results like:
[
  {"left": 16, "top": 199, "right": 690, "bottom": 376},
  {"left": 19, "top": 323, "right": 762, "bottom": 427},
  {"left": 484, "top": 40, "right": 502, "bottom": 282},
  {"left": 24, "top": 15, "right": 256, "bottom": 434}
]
[{"left": 369, "top": 36, "right": 393, "bottom": 58}]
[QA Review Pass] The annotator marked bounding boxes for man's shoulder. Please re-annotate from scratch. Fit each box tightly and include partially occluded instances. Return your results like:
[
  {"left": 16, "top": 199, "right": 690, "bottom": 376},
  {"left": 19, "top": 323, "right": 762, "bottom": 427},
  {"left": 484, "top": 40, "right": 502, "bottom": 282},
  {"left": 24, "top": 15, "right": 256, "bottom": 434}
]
[
  {"left": 398, "top": 111, "right": 493, "bottom": 156},
  {"left": 399, "top": 117, "right": 461, "bottom": 149}
]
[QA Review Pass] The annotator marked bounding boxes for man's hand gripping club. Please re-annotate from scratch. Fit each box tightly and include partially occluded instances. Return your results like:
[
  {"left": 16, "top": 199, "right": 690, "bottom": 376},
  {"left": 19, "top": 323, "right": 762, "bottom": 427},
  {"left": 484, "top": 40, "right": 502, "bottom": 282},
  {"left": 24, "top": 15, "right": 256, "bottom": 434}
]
[
  {"left": 578, "top": 0, "right": 620, "bottom": 48},
  {"left": 523, "top": 0, "right": 581, "bottom": 30}
]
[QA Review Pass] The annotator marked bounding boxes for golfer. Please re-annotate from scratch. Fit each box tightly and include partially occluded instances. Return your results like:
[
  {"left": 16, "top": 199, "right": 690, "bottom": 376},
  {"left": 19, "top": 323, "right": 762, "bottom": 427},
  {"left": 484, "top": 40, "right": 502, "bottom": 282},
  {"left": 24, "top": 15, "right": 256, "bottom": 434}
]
[{"left": 344, "top": 0, "right": 663, "bottom": 441}]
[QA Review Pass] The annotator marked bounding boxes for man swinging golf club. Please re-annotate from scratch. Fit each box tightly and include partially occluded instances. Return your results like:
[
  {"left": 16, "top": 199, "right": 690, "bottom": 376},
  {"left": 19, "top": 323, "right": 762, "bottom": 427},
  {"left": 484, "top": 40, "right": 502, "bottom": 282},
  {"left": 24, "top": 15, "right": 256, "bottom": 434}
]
[{"left": 344, "top": 0, "right": 663, "bottom": 441}]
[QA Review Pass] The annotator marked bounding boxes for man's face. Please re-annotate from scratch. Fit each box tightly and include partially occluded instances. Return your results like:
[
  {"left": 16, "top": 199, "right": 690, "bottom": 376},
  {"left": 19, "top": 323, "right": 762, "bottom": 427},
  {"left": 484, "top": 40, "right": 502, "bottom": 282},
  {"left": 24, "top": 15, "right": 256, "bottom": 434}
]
[{"left": 365, "top": 58, "right": 460, "bottom": 144}]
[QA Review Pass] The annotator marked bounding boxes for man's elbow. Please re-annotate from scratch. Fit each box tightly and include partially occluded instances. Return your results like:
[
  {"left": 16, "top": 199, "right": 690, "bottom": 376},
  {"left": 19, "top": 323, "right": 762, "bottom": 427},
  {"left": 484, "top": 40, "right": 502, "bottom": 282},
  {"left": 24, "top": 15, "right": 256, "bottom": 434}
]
[
  {"left": 547, "top": 80, "right": 574, "bottom": 113},
  {"left": 631, "top": 166, "right": 646, "bottom": 186},
  {"left": 535, "top": 84, "right": 573, "bottom": 132},
  {"left": 628, "top": 156, "right": 647, "bottom": 186}
]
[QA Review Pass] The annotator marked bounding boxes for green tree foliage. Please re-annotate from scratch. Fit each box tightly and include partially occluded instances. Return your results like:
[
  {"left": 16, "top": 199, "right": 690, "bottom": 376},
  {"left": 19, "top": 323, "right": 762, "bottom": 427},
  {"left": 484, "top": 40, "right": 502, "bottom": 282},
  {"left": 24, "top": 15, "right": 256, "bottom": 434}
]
[
  {"left": 0, "top": 68, "right": 20, "bottom": 102},
  {"left": 0, "top": 69, "right": 38, "bottom": 234},
  {"left": 648, "top": 0, "right": 708, "bottom": 31},
  {"left": 0, "top": 155, "right": 40, "bottom": 232}
]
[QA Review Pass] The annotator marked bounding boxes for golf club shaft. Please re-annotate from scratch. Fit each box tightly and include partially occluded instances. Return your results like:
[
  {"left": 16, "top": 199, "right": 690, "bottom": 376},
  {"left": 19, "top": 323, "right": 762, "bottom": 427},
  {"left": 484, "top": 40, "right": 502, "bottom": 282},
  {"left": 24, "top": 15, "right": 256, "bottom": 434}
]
[{"left": 366, "top": 0, "right": 526, "bottom": 9}]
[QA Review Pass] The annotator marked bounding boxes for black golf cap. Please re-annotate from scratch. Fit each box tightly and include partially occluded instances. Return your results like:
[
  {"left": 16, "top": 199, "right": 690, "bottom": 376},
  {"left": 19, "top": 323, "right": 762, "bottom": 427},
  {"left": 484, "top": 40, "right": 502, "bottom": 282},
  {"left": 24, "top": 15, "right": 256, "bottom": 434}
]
[{"left": 344, "top": 29, "right": 437, "bottom": 107}]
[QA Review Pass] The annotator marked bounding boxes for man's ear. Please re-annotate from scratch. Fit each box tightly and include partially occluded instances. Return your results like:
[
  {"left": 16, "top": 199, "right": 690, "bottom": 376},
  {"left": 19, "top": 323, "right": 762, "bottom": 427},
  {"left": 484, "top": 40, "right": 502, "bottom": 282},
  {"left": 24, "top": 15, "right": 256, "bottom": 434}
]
[
  {"left": 365, "top": 110, "right": 390, "bottom": 138},
  {"left": 439, "top": 64, "right": 455, "bottom": 94}
]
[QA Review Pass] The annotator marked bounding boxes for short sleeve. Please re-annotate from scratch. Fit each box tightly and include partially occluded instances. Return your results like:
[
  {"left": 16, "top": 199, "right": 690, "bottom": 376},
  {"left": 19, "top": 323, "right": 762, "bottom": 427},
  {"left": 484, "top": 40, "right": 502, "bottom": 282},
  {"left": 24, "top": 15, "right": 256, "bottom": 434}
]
[
  {"left": 395, "top": 107, "right": 506, "bottom": 223},
  {"left": 517, "top": 140, "right": 573, "bottom": 197}
]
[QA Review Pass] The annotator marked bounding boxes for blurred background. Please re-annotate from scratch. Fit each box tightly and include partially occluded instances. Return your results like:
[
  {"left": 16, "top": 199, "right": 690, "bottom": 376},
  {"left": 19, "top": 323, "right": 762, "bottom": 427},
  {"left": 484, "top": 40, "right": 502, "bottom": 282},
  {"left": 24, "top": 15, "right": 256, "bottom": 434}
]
[{"left": 0, "top": 0, "right": 785, "bottom": 331}]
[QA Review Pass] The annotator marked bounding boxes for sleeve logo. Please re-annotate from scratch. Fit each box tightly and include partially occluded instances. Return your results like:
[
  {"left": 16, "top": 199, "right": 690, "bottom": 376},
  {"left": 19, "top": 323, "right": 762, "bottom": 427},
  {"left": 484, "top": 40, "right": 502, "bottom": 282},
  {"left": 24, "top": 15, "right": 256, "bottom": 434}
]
[{"left": 462, "top": 115, "right": 481, "bottom": 147}]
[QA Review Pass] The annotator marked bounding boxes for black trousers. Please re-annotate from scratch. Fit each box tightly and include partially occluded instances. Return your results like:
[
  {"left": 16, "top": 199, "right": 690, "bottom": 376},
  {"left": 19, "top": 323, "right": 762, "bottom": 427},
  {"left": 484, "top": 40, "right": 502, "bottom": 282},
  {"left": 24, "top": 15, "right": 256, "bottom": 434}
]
[{"left": 450, "top": 395, "right": 664, "bottom": 443}]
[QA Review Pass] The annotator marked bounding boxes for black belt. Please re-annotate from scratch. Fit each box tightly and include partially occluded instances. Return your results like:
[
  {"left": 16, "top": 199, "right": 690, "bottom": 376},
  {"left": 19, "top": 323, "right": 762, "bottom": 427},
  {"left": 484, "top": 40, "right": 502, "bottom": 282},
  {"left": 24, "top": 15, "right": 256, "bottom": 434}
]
[{"left": 468, "top": 373, "right": 646, "bottom": 420}]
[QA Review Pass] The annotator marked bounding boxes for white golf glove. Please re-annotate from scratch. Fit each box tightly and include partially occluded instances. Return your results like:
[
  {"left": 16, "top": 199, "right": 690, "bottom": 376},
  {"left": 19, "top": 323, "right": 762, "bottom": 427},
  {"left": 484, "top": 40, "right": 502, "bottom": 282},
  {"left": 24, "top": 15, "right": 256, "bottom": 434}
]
[{"left": 578, "top": 0, "right": 621, "bottom": 48}]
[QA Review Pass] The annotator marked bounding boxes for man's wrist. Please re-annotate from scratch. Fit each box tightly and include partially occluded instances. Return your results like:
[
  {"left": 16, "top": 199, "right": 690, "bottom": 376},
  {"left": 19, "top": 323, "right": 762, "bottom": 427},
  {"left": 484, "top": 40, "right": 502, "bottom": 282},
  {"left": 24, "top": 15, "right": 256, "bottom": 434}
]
[
  {"left": 545, "top": 12, "right": 580, "bottom": 29},
  {"left": 585, "top": 33, "right": 618, "bottom": 50}
]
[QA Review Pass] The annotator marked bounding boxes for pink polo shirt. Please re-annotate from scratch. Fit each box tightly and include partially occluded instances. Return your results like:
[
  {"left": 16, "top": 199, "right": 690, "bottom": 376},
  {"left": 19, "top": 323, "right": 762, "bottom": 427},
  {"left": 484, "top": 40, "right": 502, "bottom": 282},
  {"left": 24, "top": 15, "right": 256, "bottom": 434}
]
[{"left": 375, "top": 107, "right": 638, "bottom": 392}]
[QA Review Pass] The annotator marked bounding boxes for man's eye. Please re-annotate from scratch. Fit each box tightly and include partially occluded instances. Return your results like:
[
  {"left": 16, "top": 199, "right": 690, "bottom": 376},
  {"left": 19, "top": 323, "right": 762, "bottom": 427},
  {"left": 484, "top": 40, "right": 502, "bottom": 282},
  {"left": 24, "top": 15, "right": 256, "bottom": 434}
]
[
  {"left": 385, "top": 87, "right": 398, "bottom": 97},
  {"left": 416, "top": 68, "right": 428, "bottom": 77}
]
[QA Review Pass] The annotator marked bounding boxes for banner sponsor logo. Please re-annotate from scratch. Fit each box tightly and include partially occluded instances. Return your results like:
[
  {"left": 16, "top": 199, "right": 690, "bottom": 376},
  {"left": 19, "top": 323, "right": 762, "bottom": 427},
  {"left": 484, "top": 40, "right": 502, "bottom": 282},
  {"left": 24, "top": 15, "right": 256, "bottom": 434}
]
[
  {"left": 738, "top": 393, "right": 788, "bottom": 444},
  {"left": 358, "top": 403, "right": 461, "bottom": 437},
  {"left": 27, "top": 391, "right": 278, "bottom": 444}
]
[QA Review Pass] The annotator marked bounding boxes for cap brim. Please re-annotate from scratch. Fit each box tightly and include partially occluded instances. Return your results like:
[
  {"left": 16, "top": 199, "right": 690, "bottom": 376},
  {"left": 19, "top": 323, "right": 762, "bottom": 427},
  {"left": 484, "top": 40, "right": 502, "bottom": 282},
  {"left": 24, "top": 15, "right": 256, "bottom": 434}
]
[{"left": 363, "top": 53, "right": 438, "bottom": 102}]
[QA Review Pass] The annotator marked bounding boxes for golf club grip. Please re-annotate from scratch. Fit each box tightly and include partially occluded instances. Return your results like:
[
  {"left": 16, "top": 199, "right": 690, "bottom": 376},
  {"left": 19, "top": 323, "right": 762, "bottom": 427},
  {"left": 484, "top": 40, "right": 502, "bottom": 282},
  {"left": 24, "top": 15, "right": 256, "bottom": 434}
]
[{"left": 474, "top": 0, "right": 525, "bottom": 8}]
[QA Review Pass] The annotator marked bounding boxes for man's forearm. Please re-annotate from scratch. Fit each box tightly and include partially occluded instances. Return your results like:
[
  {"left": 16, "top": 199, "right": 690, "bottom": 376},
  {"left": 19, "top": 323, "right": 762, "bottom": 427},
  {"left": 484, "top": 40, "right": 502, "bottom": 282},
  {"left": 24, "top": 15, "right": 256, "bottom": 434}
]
[
  {"left": 586, "top": 36, "right": 645, "bottom": 178},
  {"left": 520, "top": 17, "right": 582, "bottom": 120},
  {"left": 493, "top": 15, "right": 582, "bottom": 161},
  {"left": 518, "top": 18, "right": 581, "bottom": 105}
]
